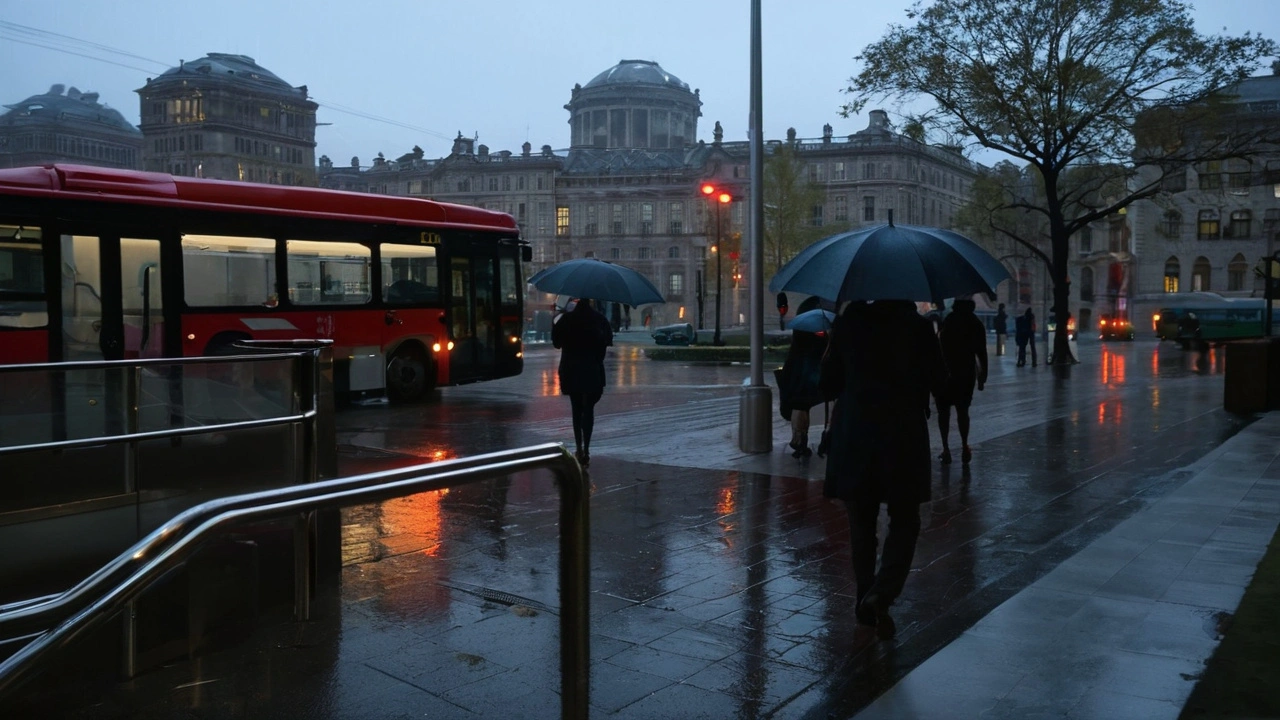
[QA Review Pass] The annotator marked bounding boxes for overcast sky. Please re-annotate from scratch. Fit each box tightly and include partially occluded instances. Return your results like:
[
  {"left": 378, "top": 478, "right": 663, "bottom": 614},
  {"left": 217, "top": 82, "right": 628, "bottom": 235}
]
[{"left": 4, "top": 0, "right": 1278, "bottom": 168}]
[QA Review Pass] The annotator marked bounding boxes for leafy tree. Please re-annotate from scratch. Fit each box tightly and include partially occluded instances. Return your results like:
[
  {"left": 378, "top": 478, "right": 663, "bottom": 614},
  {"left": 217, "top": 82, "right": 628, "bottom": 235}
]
[
  {"left": 763, "top": 143, "right": 829, "bottom": 281},
  {"left": 844, "top": 0, "right": 1276, "bottom": 364}
]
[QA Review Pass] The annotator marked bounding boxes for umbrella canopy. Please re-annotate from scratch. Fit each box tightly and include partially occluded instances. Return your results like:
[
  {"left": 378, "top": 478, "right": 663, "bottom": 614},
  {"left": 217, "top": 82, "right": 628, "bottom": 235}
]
[
  {"left": 769, "top": 222, "right": 1010, "bottom": 304},
  {"left": 788, "top": 308, "right": 837, "bottom": 333},
  {"left": 528, "top": 258, "right": 664, "bottom": 306}
]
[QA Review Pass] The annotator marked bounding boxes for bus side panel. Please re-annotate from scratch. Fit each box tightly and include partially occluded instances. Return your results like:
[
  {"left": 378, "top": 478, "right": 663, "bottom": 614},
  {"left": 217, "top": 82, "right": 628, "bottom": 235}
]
[
  {"left": 0, "top": 329, "right": 49, "bottom": 363},
  {"left": 381, "top": 308, "right": 447, "bottom": 386}
]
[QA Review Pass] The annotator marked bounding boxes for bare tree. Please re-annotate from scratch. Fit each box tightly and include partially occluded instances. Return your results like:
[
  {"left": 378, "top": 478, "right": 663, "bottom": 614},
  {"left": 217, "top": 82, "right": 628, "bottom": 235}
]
[{"left": 844, "top": 0, "right": 1276, "bottom": 364}]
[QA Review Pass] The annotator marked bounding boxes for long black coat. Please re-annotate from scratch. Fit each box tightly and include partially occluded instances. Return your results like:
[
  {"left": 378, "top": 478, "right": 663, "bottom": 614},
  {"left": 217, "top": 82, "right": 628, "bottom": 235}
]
[
  {"left": 552, "top": 302, "right": 613, "bottom": 397},
  {"left": 822, "top": 302, "right": 946, "bottom": 506}
]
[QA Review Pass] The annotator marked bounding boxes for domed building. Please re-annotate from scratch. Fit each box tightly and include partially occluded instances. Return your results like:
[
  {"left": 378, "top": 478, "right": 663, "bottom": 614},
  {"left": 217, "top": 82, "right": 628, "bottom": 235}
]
[
  {"left": 318, "top": 58, "right": 982, "bottom": 331},
  {"left": 0, "top": 84, "right": 142, "bottom": 170},
  {"left": 137, "top": 53, "right": 318, "bottom": 185}
]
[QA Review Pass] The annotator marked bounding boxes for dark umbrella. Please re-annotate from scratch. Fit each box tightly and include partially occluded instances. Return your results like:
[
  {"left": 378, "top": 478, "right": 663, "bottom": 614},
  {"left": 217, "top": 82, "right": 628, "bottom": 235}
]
[
  {"left": 788, "top": 309, "right": 837, "bottom": 333},
  {"left": 528, "top": 258, "right": 664, "bottom": 306},
  {"left": 768, "top": 220, "right": 1010, "bottom": 304}
]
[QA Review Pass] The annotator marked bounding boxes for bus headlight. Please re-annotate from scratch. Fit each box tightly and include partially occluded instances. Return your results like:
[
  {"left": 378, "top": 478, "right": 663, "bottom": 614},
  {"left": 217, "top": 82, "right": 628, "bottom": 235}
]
[
  {"left": 447, "top": 341, "right": 455, "bottom": 351},
  {"left": 432, "top": 342, "right": 441, "bottom": 353}
]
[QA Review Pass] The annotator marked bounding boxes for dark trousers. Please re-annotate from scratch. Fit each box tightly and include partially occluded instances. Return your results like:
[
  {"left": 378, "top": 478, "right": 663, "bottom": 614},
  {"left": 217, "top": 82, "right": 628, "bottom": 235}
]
[
  {"left": 844, "top": 499, "right": 922, "bottom": 606},
  {"left": 568, "top": 391, "right": 600, "bottom": 451},
  {"left": 995, "top": 333, "right": 1006, "bottom": 356}
]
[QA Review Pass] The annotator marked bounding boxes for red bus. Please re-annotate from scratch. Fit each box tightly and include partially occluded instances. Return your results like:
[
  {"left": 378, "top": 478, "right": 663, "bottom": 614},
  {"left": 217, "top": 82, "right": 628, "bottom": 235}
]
[{"left": 0, "top": 164, "right": 528, "bottom": 402}]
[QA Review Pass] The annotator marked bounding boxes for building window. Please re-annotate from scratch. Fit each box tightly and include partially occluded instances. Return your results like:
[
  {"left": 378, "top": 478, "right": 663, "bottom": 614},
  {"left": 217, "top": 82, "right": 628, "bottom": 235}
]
[
  {"left": 1227, "top": 159, "right": 1251, "bottom": 194},
  {"left": 1163, "top": 257, "right": 1180, "bottom": 293},
  {"left": 537, "top": 202, "right": 550, "bottom": 235},
  {"left": 1161, "top": 166, "right": 1187, "bottom": 192},
  {"left": 1108, "top": 220, "right": 1125, "bottom": 253},
  {"left": 1225, "top": 210, "right": 1251, "bottom": 238},
  {"left": 1192, "top": 256, "right": 1211, "bottom": 292},
  {"left": 640, "top": 203, "right": 653, "bottom": 235},
  {"left": 668, "top": 246, "right": 680, "bottom": 259},
  {"left": 1228, "top": 253, "right": 1248, "bottom": 291},
  {"left": 808, "top": 163, "right": 825, "bottom": 183},
  {"left": 863, "top": 196, "right": 875, "bottom": 222},
  {"left": 611, "top": 203, "right": 624, "bottom": 235},
  {"left": 1198, "top": 161, "right": 1222, "bottom": 190},
  {"left": 489, "top": 178, "right": 498, "bottom": 191},
  {"left": 517, "top": 176, "right": 526, "bottom": 190},
  {"left": 638, "top": 247, "right": 651, "bottom": 260},
  {"left": 669, "top": 202, "right": 684, "bottom": 235},
  {"left": 1080, "top": 266, "right": 1094, "bottom": 301},
  {"left": 556, "top": 206, "right": 570, "bottom": 237},
  {"left": 668, "top": 272, "right": 683, "bottom": 295},
  {"left": 1159, "top": 210, "right": 1181, "bottom": 239},
  {"left": 832, "top": 162, "right": 846, "bottom": 181},
  {"left": 833, "top": 195, "right": 848, "bottom": 222},
  {"left": 864, "top": 163, "right": 875, "bottom": 180},
  {"left": 502, "top": 176, "right": 511, "bottom": 191},
  {"left": 585, "top": 205, "right": 598, "bottom": 236},
  {"left": 610, "top": 247, "right": 621, "bottom": 259},
  {"left": 1197, "top": 209, "right": 1219, "bottom": 240},
  {"left": 811, "top": 205, "right": 824, "bottom": 227},
  {"left": 1078, "top": 226, "right": 1093, "bottom": 253},
  {"left": 517, "top": 203, "right": 526, "bottom": 222}
]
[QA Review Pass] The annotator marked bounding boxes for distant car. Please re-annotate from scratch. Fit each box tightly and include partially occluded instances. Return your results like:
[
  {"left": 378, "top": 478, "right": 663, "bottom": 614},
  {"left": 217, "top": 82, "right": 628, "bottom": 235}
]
[
  {"left": 651, "top": 323, "right": 695, "bottom": 346},
  {"left": 1098, "top": 315, "right": 1135, "bottom": 341}
]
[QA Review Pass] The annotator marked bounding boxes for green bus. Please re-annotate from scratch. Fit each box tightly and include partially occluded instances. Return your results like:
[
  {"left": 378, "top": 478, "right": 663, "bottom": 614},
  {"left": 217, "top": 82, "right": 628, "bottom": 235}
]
[{"left": 1154, "top": 298, "right": 1279, "bottom": 348}]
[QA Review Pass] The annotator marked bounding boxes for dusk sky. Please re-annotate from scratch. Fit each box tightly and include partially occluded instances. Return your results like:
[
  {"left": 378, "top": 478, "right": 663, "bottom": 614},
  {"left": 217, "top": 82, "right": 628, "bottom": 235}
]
[{"left": 4, "top": 0, "right": 1278, "bottom": 168}]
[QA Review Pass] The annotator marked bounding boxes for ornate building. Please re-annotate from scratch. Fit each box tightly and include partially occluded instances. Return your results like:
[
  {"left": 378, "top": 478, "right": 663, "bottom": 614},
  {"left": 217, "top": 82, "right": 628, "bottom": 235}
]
[
  {"left": 136, "top": 53, "right": 318, "bottom": 185},
  {"left": 1101, "top": 71, "right": 1280, "bottom": 331},
  {"left": 0, "top": 84, "right": 141, "bottom": 170},
  {"left": 318, "top": 59, "right": 982, "bottom": 328}
]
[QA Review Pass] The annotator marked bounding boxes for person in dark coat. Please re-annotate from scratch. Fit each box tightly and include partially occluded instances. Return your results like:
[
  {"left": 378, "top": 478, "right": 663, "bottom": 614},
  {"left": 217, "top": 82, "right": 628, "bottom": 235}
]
[
  {"left": 551, "top": 298, "right": 613, "bottom": 467},
  {"left": 821, "top": 300, "right": 946, "bottom": 638},
  {"left": 994, "top": 303, "right": 1008, "bottom": 356},
  {"left": 936, "top": 298, "right": 988, "bottom": 465},
  {"left": 778, "top": 328, "right": 827, "bottom": 458},
  {"left": 1014, "top": 308, "right": 1031, "bottom": 367}
]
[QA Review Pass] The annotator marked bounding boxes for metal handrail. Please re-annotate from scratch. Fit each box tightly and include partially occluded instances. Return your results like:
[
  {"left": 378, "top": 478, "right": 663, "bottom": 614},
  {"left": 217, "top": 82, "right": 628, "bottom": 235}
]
[
  {"left": 0, "top": 443, "right": 590, "bottom": 719},
  {"left": 0, "top": 351, "right": 309, "bottom": 374},
  {"left": 0, "top": 412, "right": 313, "bottom": 456}
]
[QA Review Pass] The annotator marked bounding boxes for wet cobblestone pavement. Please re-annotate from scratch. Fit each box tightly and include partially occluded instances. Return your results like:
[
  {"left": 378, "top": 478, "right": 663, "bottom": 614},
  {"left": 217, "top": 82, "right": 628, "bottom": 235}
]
[{"left": 7, "top": 336, "right": 1279, "bottom": 719}]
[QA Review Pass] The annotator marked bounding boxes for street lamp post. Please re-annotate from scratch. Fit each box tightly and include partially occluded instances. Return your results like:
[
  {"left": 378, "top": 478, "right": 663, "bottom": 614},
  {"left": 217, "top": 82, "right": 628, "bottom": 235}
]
[{"left": 701, "top": 183, "right": 732, "bottom": 345}]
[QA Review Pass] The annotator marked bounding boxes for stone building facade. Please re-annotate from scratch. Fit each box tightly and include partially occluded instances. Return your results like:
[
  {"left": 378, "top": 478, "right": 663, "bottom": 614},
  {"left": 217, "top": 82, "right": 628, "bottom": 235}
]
[
  {"left": 1082, "top": 71, "right": 1280, "bottom": 333},
  {"left": 136, "top": 53, "right": 318, "bottom": 185},
  {"left": 318, "top": 59, "right": 982, "bottom": 329},
  {"left": 0, "top": 84, "right": 142, "bottom": 170}
]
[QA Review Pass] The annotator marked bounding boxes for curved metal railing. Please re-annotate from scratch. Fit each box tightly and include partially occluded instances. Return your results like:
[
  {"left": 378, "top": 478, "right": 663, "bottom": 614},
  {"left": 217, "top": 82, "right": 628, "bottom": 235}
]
[{"left": 0, "top": 443, "right": 590, "bottom": 719}]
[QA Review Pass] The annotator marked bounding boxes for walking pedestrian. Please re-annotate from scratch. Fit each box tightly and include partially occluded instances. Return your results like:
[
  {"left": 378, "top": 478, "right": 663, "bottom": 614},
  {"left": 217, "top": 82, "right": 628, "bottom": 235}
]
[
  {"left": 820, "top": 300, "right": 946, "bottom": 639},
  {"left": 994, "top": 303, "right": 1008, "bottom": 357},
  {"left": 1014, "top": 308, "right": 1034, "bottom": 367},
  {"left": 551, "top": 298, "right": 613, "bottom": 467},
  {"left": 1025, "top": 308, "right": 1038, "bottom": 366},
  {"left": 777, "top": 328, "right": 827, "bottom": 459},
  {"left": 936, "top": 298, "right": 988, "bottom": 465}
]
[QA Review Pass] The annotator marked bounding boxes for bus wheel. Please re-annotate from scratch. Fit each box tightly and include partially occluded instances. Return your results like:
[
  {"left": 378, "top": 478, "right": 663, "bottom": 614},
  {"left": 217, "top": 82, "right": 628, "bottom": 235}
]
[
  {"left": 204, "top": 332, "right": 250, "bottom": 356},
  {"left": 387, "top": 347, "right": 431, "bottom": 403}
]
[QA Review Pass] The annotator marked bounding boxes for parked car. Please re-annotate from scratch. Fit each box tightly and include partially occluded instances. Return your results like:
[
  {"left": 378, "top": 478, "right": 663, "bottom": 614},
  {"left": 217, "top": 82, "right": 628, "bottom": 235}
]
[
  {"left": 1098, "top": 315, "right": 1135, "bottom": 341},
  {"left": 651, "top": 323, "right": 695, "bottom": 346}
]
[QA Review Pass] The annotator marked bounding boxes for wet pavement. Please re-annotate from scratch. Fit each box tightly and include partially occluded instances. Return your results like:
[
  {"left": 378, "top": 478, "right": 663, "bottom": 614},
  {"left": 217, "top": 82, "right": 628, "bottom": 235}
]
[{"left": 6, "top": 334, "right": 1279, "bottom": 719}]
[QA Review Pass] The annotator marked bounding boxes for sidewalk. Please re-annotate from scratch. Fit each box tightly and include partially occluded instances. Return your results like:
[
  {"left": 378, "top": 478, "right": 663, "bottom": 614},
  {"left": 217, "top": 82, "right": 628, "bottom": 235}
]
[{"left": 9, "top": 399, "right": 1277, "bottom": 719}]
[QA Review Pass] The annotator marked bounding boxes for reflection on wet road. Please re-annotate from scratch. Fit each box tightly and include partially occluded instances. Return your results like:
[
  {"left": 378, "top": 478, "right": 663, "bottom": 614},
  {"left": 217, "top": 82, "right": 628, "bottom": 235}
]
[{"left": 324, "top": 336, "right": 1248, "bottom": 718}]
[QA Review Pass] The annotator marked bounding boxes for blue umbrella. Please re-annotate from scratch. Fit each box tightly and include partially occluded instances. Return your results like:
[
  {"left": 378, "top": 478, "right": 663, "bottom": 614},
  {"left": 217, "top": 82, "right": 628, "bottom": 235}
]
[
  {"left": 769, "top": 220, "right": 1010, "bottom": 304},
  {"left": 528, "top": 258, "right": 665, "bottom": 306},
  {"left": 788, "top": 309, "right": 837, "bottom": 333}
]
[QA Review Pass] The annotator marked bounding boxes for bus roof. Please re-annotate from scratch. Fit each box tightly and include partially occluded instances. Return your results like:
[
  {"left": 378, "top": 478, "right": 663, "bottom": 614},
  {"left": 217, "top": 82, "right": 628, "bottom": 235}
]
[{"left": 0, "top": 164, "right": 520, "bottom": 234}]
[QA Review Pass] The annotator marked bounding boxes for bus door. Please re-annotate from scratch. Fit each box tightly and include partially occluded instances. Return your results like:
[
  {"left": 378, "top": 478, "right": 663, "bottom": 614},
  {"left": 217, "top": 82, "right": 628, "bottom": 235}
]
[
  {"left": 448, "top": 254, "right": 500, "bottom": 381},
  {"left": 59, "top": 234, "right": 166, "bottom": 361}
]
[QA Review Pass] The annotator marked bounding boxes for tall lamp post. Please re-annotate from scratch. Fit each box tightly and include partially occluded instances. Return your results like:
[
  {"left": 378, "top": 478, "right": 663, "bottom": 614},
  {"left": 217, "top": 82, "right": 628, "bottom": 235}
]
[{"left": 701, "top": 183, "right": 732, "bottom": 345}]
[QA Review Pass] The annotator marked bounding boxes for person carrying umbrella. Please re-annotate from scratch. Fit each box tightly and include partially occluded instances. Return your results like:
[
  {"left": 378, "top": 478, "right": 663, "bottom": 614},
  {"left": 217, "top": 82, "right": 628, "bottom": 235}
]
[
  {"left": 551, "top": 298, "right": 613, "bottom": 468},
  {"left": 820, "top": 300, "right": 946, "bottom": 639},
  {"left": 935, "top": 298, "right": 988, "bottom": 465},
  {"left": 777, "top": 327, "right": 827, "bottom": 458}
]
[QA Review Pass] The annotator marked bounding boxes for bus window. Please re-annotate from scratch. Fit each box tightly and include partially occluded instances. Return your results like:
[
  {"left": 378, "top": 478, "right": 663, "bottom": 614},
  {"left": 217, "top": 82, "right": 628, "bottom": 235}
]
[
  {"left": 182, "top": 235, "right": 277, "bottom": 307},
  {"left": 0, "top": 225, "right": 47, "bottom": 329},
  {"left": 380, "top": 243, "right": 439, "bottom": 304},
  {"left": 287, "top": 240, "right": 371, "bottom": 305},
  {"left": 121, "top": 238, "right": 163, "bottom": 358},
  {"left": 60, "top": 234, "right": 103, "bottom": 360}
]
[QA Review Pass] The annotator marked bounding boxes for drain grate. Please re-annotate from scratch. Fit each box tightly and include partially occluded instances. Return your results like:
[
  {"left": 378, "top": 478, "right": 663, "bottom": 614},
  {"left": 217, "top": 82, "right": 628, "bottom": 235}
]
[{"left": 438, "top": 580, "right": 557, "bottom": 616}]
